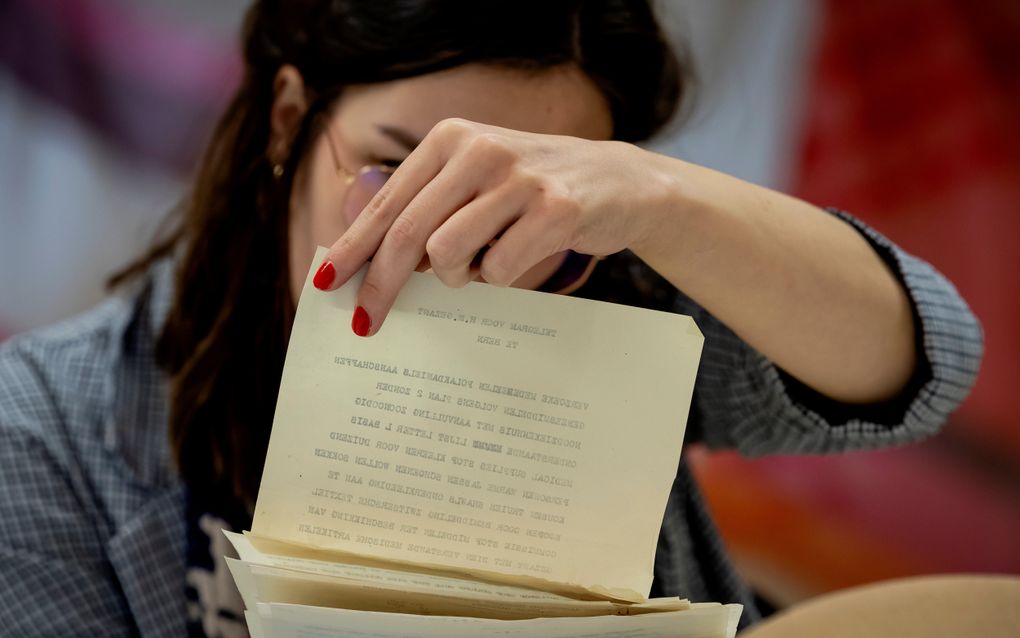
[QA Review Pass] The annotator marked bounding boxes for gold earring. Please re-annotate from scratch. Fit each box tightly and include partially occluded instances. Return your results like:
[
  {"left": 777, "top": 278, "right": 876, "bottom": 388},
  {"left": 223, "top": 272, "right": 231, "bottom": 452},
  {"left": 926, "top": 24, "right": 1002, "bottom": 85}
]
[{"left": 272, "top": 163, "right": 284, "bottom": 178}]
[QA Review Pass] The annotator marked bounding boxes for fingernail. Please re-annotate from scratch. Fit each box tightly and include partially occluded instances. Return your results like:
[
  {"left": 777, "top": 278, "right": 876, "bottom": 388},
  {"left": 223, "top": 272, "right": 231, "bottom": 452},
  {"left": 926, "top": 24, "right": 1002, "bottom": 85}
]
[
  {"left": 352, "top": 306, "right": 371, "bottom": 337},
  {"left": 313, "top": 260, "right": 335, "bottom": 290}
]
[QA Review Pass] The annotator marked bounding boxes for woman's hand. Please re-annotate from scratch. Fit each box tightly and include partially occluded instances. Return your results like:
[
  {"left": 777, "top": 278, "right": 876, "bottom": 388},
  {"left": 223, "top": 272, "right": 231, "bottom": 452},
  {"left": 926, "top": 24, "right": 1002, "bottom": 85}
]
[
  {"left": 317, "top": 118, "right": 671, "bottom": 335},
  {"left": 317, "top": 116, "right": 917, "bottom": 405}
]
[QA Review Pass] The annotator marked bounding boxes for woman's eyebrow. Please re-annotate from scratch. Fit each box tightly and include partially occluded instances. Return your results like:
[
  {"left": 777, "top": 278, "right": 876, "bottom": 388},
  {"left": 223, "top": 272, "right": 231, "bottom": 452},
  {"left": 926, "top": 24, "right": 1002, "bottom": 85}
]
[{"left": 375, "top": 125, "right": 422, "bottom": 152}]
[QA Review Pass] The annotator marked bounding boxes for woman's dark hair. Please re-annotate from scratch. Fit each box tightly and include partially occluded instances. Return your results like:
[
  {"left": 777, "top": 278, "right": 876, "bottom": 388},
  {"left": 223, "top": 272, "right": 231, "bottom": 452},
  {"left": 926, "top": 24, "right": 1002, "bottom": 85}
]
[{"left": 113, "top": 0, "right": 691, "bottom": 506}]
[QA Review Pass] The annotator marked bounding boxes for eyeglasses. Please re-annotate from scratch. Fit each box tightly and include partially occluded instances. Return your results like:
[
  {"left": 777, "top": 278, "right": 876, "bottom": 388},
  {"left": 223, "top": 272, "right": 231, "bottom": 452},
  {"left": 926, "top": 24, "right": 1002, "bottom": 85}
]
[{"left": 324, "top": 125, "right": 396, "bottom": 226}]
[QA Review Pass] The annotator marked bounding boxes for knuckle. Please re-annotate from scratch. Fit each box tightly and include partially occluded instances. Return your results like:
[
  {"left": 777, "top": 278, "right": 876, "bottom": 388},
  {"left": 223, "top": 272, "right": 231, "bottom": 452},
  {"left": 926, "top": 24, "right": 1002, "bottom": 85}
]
[
  {"left": 480, "top": 252, "right": 513, "bottom": 287},
  {"left": 360, "top": 183, "right": 394, "bottom": 222},
  {"left": 432, "top": 266, "right": 470, "bottom": 289},
  {"left": 386, "top": 215, "right": 419, "bottom": 249},
  {"left": 433, "top": 117, "right": 472, "bottom": 140},
  {"left": 467, "top": 132, "right": 510, "bottom": 160},
  {"left": 510, "top": 168, "right": 543, "bottom": 193},
  {"left": 424, "top": 232, "right": 459, "bottom": 268},
  {"left": 540, "top": 188, "right": 581, "bottom": 225},
  {"left": 329, "top": 232, "right": 356, "bottom": 258}
]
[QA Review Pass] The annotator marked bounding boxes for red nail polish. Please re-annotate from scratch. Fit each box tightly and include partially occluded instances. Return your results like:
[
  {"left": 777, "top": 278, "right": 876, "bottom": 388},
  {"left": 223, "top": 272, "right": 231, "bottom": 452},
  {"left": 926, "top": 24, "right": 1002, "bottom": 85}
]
[
  {"left": 313, "top": 260, "right": 335, "bottom": 290},
  {"left": 352, "top": 306, "right": 371, "bottom": 337}
]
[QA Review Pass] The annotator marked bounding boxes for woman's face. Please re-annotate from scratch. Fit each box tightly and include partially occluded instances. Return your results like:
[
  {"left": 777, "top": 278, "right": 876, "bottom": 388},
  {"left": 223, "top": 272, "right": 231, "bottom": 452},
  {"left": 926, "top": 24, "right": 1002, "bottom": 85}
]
[{"left": 285, "top": 63, "right": 613, "bottom": 301}]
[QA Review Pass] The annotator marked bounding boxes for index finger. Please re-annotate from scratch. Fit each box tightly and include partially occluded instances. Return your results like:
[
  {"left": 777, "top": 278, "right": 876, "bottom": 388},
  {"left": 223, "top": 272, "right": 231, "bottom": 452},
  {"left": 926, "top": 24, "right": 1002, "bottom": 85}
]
[
  {"left": 316, "top": 142, "right": 441, "bottom": 292},
  {"left": 353, "top": 151, "right": 490, "bottom": 337}
]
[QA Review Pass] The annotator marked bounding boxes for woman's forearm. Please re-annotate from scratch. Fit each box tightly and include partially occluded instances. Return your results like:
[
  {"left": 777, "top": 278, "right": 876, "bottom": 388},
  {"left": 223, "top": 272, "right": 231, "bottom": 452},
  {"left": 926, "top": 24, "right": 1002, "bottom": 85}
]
[{"left": 630, "top": 153, "right": 917, "bottom": 404}]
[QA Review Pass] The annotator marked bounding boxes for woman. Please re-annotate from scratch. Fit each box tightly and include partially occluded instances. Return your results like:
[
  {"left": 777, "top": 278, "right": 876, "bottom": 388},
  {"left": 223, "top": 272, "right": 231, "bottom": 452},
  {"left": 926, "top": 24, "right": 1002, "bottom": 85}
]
[{"left": 0, "top": 1, "right": 982, "bottom": 636}]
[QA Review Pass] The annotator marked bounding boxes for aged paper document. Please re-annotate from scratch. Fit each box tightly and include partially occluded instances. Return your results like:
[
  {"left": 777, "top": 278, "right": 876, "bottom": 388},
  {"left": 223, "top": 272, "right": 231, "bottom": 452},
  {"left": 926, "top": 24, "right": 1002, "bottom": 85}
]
[
  {"left": 224, "top": 532, "right": 690, "bottom": 620},
  {"left": 252, "top": 246, "right": 704, "bottom": 601},
  {"left": 250, "top": 602, "right": 742, "bottom": 638}
]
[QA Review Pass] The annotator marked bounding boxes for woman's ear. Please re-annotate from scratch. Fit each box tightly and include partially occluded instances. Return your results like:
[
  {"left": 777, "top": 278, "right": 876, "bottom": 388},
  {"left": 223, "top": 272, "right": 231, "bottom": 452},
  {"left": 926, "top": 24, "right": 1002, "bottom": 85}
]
[{"left": 268, "top": 64, "right": 309, "bottom": 162}]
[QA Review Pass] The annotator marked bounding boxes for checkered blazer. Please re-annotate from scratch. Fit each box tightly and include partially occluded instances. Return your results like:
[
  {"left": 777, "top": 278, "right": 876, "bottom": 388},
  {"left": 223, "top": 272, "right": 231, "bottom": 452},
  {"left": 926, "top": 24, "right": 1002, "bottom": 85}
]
[{"left": 0, "top": 212, "right": 982, "bottom": 636}]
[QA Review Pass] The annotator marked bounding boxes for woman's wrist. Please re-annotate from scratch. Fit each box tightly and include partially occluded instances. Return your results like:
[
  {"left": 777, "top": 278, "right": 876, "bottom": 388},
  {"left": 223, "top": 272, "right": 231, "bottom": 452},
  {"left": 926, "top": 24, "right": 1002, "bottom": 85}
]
[{"left": 625, "top": 149, "right": 703, "bottom": 274}]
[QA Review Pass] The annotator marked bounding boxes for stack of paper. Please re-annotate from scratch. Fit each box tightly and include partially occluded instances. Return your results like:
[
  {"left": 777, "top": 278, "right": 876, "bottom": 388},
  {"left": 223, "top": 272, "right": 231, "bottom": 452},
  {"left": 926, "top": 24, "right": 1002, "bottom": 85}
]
[{"left": 227, "top": 247, "right": 741, "bottom": 637}]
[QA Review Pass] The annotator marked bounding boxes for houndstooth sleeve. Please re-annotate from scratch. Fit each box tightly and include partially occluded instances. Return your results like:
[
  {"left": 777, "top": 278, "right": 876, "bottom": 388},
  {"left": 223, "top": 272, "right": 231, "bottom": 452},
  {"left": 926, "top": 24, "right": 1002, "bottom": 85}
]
[{"left": 685, "top": 210, "right": 983, "bottom": 456}]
